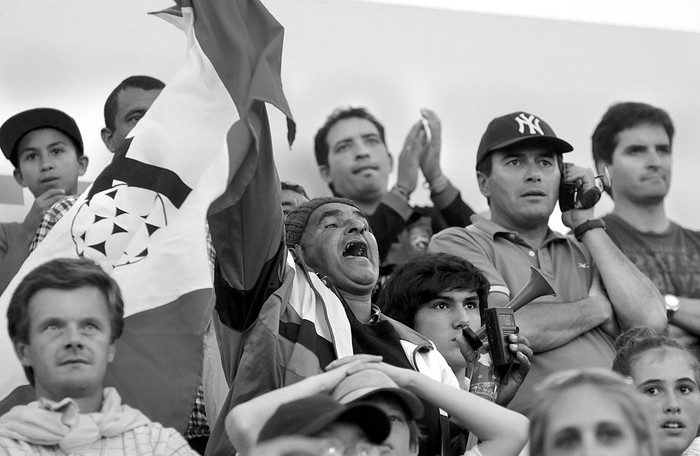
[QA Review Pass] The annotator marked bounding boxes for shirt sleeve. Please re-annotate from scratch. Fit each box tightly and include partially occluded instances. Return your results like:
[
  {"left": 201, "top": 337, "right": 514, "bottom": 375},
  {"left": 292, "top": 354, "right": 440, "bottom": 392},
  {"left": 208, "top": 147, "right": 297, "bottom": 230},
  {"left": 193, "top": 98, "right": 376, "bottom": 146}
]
[{"left": 428, "top": 227, "right": 510, "bottom": 297}]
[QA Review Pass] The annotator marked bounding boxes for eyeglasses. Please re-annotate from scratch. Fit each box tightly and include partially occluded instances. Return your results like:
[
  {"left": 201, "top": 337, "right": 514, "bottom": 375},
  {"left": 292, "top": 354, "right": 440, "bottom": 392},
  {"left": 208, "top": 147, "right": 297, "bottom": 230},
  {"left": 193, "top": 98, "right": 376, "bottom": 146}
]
[{"left": 321, "top": 439, "right": 381, "bottom": 456}]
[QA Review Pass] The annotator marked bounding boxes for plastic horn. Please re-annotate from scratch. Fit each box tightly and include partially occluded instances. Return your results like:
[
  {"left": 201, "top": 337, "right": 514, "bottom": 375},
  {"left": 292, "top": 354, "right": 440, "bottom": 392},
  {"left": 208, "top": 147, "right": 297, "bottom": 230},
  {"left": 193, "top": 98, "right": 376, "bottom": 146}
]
[{"left": 465, "top": 267, "right": 557, "bottom": 348}]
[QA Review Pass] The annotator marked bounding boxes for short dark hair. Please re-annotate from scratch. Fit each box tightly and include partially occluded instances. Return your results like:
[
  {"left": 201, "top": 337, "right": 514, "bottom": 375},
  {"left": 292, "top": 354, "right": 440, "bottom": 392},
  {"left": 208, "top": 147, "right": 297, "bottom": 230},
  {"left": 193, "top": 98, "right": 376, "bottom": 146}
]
[
  {"left": 313, "top": 107, "right": 386, "bottom": 167},
  {"left": 591, "top": 102, "right": 674, "bottom": 167},
  {"left": 378, "top": 253, "right": 490, "bottom": 328},
  {"left": 613, "top": 326, "right": 700, "bottom": 384},
  {"left": 8, "top": 258, "right": 125, "bottom": 384},
  {"left": 281, "top": 181, "right": 309, "bottom": 199},
  {"left": 103, "top": 75, "right": 165, "bottom": 131}
]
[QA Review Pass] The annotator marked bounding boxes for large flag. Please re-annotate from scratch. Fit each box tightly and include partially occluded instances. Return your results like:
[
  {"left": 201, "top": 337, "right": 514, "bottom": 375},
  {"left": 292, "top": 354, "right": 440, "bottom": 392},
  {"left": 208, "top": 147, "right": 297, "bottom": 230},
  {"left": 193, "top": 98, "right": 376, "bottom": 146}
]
[{"left": 0, "top": 0, "right": 293, "bottom": 433}]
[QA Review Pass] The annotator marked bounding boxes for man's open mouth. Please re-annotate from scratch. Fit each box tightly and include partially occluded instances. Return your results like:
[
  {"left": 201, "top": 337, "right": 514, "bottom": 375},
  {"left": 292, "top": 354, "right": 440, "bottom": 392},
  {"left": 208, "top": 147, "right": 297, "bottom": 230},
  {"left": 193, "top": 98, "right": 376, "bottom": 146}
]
[{"left": 342, "top": 240, "right": 368, "bottom": 258}]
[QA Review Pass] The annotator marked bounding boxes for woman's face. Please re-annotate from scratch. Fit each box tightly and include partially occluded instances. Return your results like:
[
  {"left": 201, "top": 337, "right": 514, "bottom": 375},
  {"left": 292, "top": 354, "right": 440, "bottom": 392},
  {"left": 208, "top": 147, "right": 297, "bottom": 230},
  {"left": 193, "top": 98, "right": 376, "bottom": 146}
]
[
  {"left": 631, "top": 347, "right": 700, "bottom": 456},
  {"left": 543, "top": 385, "right": 641, "bottom": 456}
]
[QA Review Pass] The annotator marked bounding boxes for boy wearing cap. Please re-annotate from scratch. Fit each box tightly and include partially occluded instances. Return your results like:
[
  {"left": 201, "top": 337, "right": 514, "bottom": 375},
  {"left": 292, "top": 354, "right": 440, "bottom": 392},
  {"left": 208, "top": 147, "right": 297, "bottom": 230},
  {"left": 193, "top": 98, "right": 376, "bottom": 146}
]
[
  {"left": 428, "top": 111, "right": 665, "bottom": 416},
  {"left": 0, "top": 108, "right": 88, "bottom": 293},
  {"left": 226, "top": 357, "right": 529, "bottom": 456},
  {"left": 254, "top": 394, "right": 389, "bottom": 456}
]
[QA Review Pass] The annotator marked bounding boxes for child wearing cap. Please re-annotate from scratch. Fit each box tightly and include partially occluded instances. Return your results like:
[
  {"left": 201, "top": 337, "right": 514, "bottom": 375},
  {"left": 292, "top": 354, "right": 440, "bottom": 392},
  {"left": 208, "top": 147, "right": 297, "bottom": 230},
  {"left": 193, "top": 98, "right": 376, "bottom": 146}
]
[
  {"left": 226, "top": 355, "right": 529, "bottom": 456},
  {"left": 0, "top": 108, "right": 88, "bottom": 293},
  {"left": 254, "top": 394, "right": 389, "bottom": 456}
]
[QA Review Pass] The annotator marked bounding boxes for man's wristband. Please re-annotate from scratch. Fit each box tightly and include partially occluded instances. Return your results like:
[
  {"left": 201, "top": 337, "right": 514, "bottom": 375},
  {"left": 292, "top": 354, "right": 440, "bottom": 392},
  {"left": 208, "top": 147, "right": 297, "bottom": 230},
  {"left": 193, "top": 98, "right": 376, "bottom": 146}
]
[{"left": 573, "top": 219, "right": 606, "bottom": 241}]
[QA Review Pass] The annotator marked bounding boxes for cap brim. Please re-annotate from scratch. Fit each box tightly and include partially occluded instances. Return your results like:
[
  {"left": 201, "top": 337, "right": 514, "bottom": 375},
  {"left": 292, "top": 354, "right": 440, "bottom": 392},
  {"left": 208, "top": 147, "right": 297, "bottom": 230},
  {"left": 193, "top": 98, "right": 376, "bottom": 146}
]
[
  {"left": 272, "top": 402, "right": 390, "bottom": 444},
  {"left": 489, "top": 135, "right": 573, "bottom": 154},
  {"left": 337, "top": 386, "right": 424, "bottom": 420}
]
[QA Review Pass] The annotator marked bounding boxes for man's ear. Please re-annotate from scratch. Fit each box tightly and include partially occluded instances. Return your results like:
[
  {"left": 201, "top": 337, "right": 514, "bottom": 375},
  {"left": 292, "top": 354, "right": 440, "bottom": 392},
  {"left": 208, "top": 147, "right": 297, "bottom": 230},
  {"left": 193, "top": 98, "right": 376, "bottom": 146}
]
[
  {"left": 100, "top": 127, "right": 117, "bottom": 153},
  {"left": 476, "top": 171, "right": 490, "bottom": 198},
  {"left": 108, "top": 342, "right": 116, "bottom": 363},
  {"left": 318, "top": 164, "right": 333, "bottom": 184},
  {"left": 14, "top": 341, "right": 32, "bottom": 368},
  {"left": 77, "top": 155, "right": 89, "bottom": 176},
  {"left": 13, "top": 168, "right": 26, "bottom": 188},
  {"left": 594, "top": 159, "right": 610, "bottom": 178},
  {"left": 387, "top": 151, "right": 394, "bottom": 172}
]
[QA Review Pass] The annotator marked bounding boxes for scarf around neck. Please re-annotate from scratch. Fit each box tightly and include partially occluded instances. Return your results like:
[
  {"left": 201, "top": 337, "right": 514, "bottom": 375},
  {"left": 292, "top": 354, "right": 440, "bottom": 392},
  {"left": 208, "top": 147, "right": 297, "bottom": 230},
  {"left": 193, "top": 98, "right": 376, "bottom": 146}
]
[{"left": 0, "top": 387, "right": 150, "bottom": 452}]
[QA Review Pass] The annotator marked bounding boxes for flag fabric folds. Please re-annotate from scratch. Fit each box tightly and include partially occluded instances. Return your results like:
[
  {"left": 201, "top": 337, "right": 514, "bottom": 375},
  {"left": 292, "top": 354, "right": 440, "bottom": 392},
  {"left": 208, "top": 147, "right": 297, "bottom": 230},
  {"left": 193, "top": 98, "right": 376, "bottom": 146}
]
[{"left": 0, "top": 0, "right": 293, "bottom": 434}]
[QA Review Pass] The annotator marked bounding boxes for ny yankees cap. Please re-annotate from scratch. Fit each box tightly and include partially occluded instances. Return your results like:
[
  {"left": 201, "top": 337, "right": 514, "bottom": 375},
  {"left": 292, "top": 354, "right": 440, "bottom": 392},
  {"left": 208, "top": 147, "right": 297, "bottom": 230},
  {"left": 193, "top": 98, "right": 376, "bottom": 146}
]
[
  {"left": 476, "top": 111, "right": 573, "bottom": 168},
  {"left": 0, "top": 108, "right": 84, "bottom": 167}
]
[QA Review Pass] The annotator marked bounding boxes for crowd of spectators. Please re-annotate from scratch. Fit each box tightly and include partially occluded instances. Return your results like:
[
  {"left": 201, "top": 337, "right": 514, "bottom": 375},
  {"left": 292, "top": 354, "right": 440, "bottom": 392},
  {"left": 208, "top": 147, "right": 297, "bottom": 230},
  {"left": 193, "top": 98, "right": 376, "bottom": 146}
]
[{"left": 0, "top": 46, "right": 698, "bottom": 456}]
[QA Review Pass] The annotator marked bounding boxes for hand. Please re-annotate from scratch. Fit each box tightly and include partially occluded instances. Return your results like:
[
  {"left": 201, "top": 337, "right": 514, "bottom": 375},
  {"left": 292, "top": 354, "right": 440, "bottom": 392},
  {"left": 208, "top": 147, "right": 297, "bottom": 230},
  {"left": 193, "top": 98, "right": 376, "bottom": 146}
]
[
  {"left": 456, "top": 331, "right": 478, "bottom": 367},
  {"left": 395, "top": 121, "right": 427, "bottom": 195},
  {"left": 321, "top": 355, "right": 383, "bottom": 391},
  {"left": 496, "top": 334, "right": 532, "bottom": 406},
  {"left": 417, "top": 108, "right": 443, "bottom": 183},
  {"left": 560, "top": 164, "right": 598, "bottom": 229},
  {"left": 343, "top": 361, "right": 416, "bottom": 390},
  {"left": 21, "top": 188, "right": 66, "bottom": 232}
]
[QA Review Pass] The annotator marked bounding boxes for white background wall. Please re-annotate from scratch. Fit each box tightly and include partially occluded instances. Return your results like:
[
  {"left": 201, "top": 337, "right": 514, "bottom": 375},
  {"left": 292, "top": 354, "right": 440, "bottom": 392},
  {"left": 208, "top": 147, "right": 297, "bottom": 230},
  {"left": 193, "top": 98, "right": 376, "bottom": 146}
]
[{"left": 2, "top": 0, "right": 699, "bottom": 231}]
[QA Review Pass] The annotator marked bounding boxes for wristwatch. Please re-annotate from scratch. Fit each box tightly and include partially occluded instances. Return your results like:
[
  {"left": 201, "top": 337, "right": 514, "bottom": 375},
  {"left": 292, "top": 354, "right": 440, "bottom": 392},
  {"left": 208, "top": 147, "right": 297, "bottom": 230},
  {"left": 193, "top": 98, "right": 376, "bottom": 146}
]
[
  {"left": 573, "top": 219, "right": 606, "bottom": 241},
  {"left": 665, "top": 294, "right": 681, "bottom": 319}
]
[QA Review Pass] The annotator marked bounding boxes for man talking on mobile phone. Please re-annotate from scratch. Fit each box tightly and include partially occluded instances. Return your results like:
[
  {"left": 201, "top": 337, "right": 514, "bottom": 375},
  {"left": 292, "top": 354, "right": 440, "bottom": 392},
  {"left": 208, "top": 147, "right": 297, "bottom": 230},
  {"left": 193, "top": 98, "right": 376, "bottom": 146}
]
[{"left": 428, "top": 111, "right": 666, "bottom": 416}]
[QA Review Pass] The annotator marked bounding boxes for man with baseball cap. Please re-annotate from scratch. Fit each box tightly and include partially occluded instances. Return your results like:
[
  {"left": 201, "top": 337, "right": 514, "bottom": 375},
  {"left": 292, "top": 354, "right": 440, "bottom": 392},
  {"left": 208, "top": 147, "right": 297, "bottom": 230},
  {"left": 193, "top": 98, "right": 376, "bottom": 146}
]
[
  {"left": 0, "top": 108, "right": 89, "bottom": 294},
  {"left": 429, "top": 111, "right": 666, "bottom": 416}
]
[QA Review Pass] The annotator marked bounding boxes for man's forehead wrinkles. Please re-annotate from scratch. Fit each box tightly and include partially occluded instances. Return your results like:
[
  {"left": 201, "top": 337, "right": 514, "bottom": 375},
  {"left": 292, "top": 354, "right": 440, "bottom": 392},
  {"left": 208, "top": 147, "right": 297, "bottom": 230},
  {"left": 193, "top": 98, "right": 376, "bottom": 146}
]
[{"left": 317, "top": 207, "right": 366, "bottom": 221}]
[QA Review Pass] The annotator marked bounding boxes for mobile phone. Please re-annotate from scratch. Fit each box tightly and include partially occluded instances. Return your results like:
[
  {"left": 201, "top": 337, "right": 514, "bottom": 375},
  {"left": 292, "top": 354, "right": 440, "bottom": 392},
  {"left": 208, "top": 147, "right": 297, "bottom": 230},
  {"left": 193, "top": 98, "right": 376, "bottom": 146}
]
[
  {"left": 558, "top": 162, "right": 602, "bottom": 212},
  {"left": 483, "top": 307, "right": 519, "bottom": 368}
]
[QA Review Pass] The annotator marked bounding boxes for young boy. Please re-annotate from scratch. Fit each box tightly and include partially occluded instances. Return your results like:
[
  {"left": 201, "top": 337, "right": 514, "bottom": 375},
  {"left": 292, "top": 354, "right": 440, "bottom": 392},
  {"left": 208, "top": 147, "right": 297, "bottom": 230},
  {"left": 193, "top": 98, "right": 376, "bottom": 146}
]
[
  {"left": 378, "top": 252, "right": 532, "bottom": 406},
  {"left": 0, "top": 108, "right": 88, "bottom": 293}
]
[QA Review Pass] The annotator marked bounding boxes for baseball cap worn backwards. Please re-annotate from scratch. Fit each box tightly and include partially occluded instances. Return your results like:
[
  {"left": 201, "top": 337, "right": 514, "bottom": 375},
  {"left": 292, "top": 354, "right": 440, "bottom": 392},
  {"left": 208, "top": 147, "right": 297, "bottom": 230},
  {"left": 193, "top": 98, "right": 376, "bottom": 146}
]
[
  {"left": 476, "top": 111, "right": 573, "bottom": 168},
  {"left": 285, "top": 196, "right": 361, "bottom": 247},
  {"left": 333, "top": 369, "right": 424, "bottom": 420},
  {"left": 257, "top": 394, "right": 391, "bottom": 444},
  {"left": 0, "top": 108, "right": 84, "bottom": 167}
]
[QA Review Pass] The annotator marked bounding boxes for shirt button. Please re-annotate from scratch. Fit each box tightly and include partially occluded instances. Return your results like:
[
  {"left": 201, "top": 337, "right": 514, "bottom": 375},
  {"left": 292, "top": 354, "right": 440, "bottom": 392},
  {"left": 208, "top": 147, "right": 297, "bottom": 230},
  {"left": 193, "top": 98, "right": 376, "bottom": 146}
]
[
  {"left": 509, "top": 234, "right": 515, "bottom": 240},
  {"left": 528, "top": 251, "right": 535, "bottom": 257}
]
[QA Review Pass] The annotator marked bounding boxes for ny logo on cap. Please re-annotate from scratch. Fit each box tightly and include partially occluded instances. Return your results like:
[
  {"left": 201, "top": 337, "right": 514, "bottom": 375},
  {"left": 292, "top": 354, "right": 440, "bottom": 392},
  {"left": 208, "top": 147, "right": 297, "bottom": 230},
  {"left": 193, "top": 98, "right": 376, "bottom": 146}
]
[{"left": 515, "top": 113, "right": 544, "bottom": 136}]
